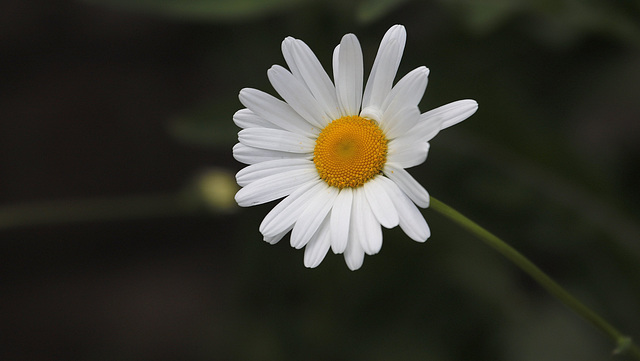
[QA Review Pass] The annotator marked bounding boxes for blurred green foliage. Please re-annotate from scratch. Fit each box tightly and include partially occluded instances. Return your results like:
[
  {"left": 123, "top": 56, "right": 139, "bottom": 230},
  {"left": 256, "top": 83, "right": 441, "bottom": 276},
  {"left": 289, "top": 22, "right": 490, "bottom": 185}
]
[
  {"left": 83, "top": 0, "right": 640, "bottom": 42},
  {"left": 82, "top": 0, "right": 314, "bottom": 21}
]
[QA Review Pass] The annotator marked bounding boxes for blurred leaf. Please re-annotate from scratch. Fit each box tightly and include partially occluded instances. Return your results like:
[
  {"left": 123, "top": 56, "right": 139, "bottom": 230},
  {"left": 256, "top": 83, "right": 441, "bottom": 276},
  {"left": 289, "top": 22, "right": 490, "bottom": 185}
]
[
  {"left": 438, "top": 0, "right": 524, "bottom": 34},
  {"left": 356, "top": 0, "right": 411, "bottom": 23},
  {"left": 527, "top": 0, "right": 640, "bottom": 46},
  {"left": 167, "top": 98, "right": 238, "bottom": 147},
  {"left": 82, "top": 0, "right": 314, "bottom": 21},
  {"left": 438, "top": 0, "right": 640, "bottom": 45}
]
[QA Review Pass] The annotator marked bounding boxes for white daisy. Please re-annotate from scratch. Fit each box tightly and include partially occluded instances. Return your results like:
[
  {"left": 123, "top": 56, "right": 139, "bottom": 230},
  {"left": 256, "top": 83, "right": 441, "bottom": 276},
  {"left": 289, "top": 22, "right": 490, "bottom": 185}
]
[{"left": 233, "top": 25, "right": 478, "bottom": 270}]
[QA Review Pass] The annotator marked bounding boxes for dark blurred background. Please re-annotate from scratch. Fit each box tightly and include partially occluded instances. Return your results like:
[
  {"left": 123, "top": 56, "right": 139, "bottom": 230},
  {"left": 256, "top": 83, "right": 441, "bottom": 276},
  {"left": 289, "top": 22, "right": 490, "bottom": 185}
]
[{"left": 1, "top": 0, "right": 640, "bottom": 360}]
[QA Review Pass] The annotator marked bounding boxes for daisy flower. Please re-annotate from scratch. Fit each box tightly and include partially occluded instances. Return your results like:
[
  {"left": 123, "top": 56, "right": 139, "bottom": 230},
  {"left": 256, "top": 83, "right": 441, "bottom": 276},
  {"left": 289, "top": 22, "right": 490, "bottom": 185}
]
[{"left": 233, "top": 25, "right": 478, "bottom": 270}]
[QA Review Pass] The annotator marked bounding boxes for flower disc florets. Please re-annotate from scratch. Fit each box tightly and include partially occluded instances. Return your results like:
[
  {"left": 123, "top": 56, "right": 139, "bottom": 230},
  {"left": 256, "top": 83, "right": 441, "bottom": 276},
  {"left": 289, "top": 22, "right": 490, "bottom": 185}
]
[{"left": 313, "top": 116, "right": 387, "bottom": 189}]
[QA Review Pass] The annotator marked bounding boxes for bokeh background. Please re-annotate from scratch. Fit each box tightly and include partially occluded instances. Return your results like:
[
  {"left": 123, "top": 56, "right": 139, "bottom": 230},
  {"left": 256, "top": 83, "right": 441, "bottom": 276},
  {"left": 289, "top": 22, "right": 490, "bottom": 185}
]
[{"left": 2, "top": 0, "right": 640, "bottom": 360}]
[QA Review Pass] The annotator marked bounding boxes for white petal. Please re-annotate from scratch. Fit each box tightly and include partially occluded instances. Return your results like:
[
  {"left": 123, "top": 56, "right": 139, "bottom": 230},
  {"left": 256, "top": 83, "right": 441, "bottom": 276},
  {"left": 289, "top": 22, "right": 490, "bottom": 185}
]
[
  {"left": 335, "top": 33, "right": 363, "bottom": 117},
  {"left": 289, "top": 38, "right": 340, "bottom": 120},
  {"left": 264, "top": 228, "right": 291, "bottom": 245},
  {"left": 407, "top": 100, "right": 479, "bottom": 143},
  {"left": 344, "top": 226, "right": 365, "bottom": 271},
  {"left": 233, "top": 108, "right": 277, "bottom": 129},
  {"left": 402, "top": 115, "right": 443, "bottom": 144},
  {"left": 235, "top": 169, "right": 317, "bottom": 207},
  {"left": 267, "top": 65, "right": 330, "bottom": 128},
  {"left": 381, "top": 105, "right": 420, "bottom": 140},
  {"left": 235, "top": 158, "right": 314, "bottom": 187},
  {"left": 387, "top": 140, "right": 430, "bottom": 169},
  {"left": 332, "top": 44, "right": 340, "bottom": 86},
  {"left": 363, "top": 176, "right": 399, "bottom": 229},
  {"left": 361, "top": 25, "right": 406, "bottom": 116},
  {"left": 238, "top": 127, "right": 315, "bottom": 153},
  {"left": 378, "top": 176, "right": 430, "bottom": 242},
  {"left": 402, "top": 100, "right": 478, "bottom": 143},
  {"left": 259, "top": 180, "right": 322, "bottom": 237},
  {"left": 330, "top": 187, "right": 353, "bottom": 254},
  {"left": 381, "top": 66, "right": 429, "bottom": 116},
  {"left": 304, "top": 217, "right": 331, "bottom": 268},
  {"left": 353, "top": 187, "right": 383, "bottom": 256},
  {"left": 239, "top": 88, "right": 319, "bottom": 136},
  {"left": 360, "top": 40, "right": 400, "bottom": 121},
  {"left": 232, "top": 143, "right": 311, "bottom": 165},
  {"left": 383, "top": 163, "right": 430, "bottom": 208},
  {"left": 440, "top": 99, "right": 478, "bottom": 130},
  {"left": 290, "top": 184, "right": 339, "bottom": 249},
  {"left": 281, "top": 37, "right": 304, "bottom": 83},
  {"left": 359, "top": 107, "right": 384, "bottom": 124}
]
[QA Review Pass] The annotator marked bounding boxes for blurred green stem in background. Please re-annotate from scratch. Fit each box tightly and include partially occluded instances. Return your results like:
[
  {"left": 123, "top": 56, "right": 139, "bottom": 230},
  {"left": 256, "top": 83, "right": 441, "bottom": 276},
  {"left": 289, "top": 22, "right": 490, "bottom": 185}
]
[
  {"left": 430, "top": 196, "right": 640, "bottom": 359},
  {"left": 0, "top": 193, "right": 197, "bottom": 230},
  {"left": 0, "top": 170, "right": 238, "bottom": 230}
]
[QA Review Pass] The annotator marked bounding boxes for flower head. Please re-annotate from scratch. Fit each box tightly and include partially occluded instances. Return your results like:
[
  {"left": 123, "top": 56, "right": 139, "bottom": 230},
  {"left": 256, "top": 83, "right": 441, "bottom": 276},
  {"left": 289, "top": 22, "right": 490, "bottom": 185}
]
[{"left": 233, "top": 25, "right": 478, "bottom": 270}]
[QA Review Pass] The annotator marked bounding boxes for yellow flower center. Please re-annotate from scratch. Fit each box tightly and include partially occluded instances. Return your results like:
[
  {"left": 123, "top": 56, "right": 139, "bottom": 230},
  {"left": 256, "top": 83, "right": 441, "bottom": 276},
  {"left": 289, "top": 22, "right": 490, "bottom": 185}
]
[{"left": 313, "top": 115, "right": 388, "bottom": 189}]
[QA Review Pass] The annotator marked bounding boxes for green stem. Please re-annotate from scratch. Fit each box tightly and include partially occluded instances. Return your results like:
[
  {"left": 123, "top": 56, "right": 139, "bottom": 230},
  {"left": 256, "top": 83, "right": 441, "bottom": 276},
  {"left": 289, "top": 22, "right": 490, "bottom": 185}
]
[
  {"left": 0, "top": 192, "right": 199, "bottom": 231},
  {"left": 429, "top": 196, "right": 640, "bottom": 359}
]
